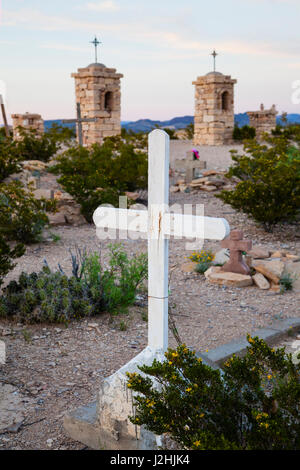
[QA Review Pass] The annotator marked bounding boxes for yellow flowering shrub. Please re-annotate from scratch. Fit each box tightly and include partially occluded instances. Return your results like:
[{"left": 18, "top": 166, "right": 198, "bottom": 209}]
[
  {"left": 188, "top": 250, "right": 215, "bottom": 274},
  {"left": 127, "top": 336, "right": 300, "bottom": 450}
]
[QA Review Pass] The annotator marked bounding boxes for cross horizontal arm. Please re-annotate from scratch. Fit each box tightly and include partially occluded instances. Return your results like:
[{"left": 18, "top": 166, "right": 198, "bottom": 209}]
[
  {"left": 62, "top": 118, "right": 98, "bottom": 124},
  {"left": 93, "top": 207, "right": 230, "bottom": 241},
  {"left": 174, "top": 160, "right": 206, "bottom": 169},
  {"left": 93, "top": 207, "right": 148, "bottom": 233}
]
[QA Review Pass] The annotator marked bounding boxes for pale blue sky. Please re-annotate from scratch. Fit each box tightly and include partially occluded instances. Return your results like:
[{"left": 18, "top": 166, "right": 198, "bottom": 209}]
[{"left": 1, "top": 0, "right": 300, "bottom": 122}]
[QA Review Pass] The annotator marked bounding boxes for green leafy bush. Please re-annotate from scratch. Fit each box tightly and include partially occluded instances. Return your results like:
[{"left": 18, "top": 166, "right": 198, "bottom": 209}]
[
  {"left": 0, "top": 139, "right": 22, "bottom": 182},
  {"left": 118, "top": 131, "right": 148, "bottom": 149},
  {"left": 0, "top": 244, "right": 147, "bottom": 323},
  {"left": 0, "top": 130, "right": 60, "bottom": 286},
  {"left": 217, "top": 135, "right": 300, "bottom": 231},
  {"left": 0, "top": 237, "right": 25, "bottom": 287},
  {"left": 272, "top": 123, "right": 300, "bottom": 147},
  {"left": 279, "top": 272, "right": 295, "bottom": 293},
  {"left": 50, "top": 141, "right": 148, "bottom": 222},
  {"left": 233, "top": 125, "right": 256, "bottom": 141},
  {"left": 127, "top": 336, "right": 300, "bottom": 450},
  {"left": 0, "top": 181, "right": 56, "bottom": 244},
  {"left": 45, "top": 123, "right": 76, "bottom": 146},
  {"left": 0, "top": 127, "right": 13, "bottom": 142},
  {"left": 184, "top": 123, "right": 194, "bottom": 140},
  {"left": 161, "top": 128, "right": 178, "bottom": 140},
  {"left": 101, "top": 244, "right": 148, "bottom": 313},
  {"left": 195, "top": 261, "right": 211, "bottom": 274},
  {"left": 14, "top": 127, "right": 58, "bottom": 162}
]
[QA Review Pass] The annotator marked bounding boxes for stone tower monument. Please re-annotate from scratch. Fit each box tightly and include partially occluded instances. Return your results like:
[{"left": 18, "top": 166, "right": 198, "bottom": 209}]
[
  {"left": 247, "top": 104, "right": 277, "bottom": 141},
  {"left": 11, "top": 112, "right": 44, "bottom": 140},
  {"left": 71, "top": 40, "right": 123, "bottom": 146},
  {"left": 193, "top": 52, "right": 237, "bottom": 146}
]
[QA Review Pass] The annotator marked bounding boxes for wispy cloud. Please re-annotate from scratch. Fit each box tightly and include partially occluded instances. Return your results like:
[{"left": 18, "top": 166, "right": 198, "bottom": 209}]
[
  {"left": 287, "top": 62, "right": 300, "bottom": 69},
  {"left": 40, "top": 44, "right": 89, "bottom": 53},
  {"left": 1, "top": 7, "right": 299, "bottom": 61},
  {"left": 85, "top": 1, "right": 120, "bottom": 12}
]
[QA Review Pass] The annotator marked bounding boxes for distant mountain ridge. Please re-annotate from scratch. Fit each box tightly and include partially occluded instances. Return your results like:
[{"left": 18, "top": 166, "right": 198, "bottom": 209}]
[{"left": 44, "top": 113, "right": 300, "bottom": 134}]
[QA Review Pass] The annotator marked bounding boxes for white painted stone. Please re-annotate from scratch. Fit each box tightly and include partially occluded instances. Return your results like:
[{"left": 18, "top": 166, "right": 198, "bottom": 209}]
[
  {"left": 96, "top": 346, "right": 165, "bottom": 449},
  {"left": 212, "top": 248, "right": 230, "bottom": 266}
]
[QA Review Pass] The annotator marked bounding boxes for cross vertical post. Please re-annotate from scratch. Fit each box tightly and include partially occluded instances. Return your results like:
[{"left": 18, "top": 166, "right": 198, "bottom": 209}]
[
  {"left": 62, "top": 103, "right": 98, "bottom": 146},
  {"left": 148, "top": 130, "right": 170, "bottom": 352},
  {"left": 211, "top": 50, "right": 218, "bottom": 72},
  {"left": 76, "top": 102, "right": 83, "bottom": 146},
  {"left": 93, "top": 130, "right": 230, "bottom": 352},
  {"left": 90, "top": 36, "right": 101, "bottom": 64}
]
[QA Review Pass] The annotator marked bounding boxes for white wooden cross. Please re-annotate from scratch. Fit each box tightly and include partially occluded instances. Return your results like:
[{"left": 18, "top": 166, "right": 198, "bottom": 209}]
[{"left": 93, "top": 130, "right": 230, "bottom": 352}]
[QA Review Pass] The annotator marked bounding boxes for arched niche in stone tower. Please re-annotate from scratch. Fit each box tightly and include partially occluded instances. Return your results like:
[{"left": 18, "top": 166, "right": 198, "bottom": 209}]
[
  {"left": 221, "top": 91, "right": 230, "bottom": 111},
  {"left": 104, "top": 91, "right": 114, "bottom": 112}
]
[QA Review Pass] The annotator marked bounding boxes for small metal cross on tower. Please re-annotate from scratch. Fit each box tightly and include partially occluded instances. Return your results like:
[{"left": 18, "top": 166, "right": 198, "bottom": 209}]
[
  {"left": 90, "top": 36, "right": 101, "bottom": 63},
  {"left": 62, "top": 103, "right": 98, "bottom": 146},
  {"left": 211, "top": 49, "right": 218, "bottom": 72}
]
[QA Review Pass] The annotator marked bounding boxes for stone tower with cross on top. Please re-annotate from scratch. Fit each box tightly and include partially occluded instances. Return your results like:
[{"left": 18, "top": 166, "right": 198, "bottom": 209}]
[
  {"left": 71, "top": 37, "right": 123, "bottom": 146},
  {"left": 193, "top": 51, "right": 237, "bottom": 146}
]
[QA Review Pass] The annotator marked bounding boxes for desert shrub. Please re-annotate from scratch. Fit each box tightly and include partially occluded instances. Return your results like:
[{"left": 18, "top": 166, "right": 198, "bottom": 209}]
[
  {"left": 100, "top": 244, "right": 148, "bottom": 312},
  {"left": 127, "top": 336, "right": 300, "bottom": 450},
  {"left": 195, "top": 262, "right": 211, "bottom": 274},
  {"left": 0, "top": 266, "right": 97, "bottom": 323},
  {"left": 0, "top": 139, "right": 22, "bottom": 182},
  {"left": 0, "top": 244, "right": 147, "bottom": 323},
  {"left": 0, "top": 136, "right": 57, "bottom": 285},
  {"left": 0, "top": 237, "right": 25, "bottom": 287},
  {"left": 0, "top": 124, "right": 75, "bottom": 166},
  {"left": 272, "top": 123, "right": 300, "bottom": 146},
  {"left": 45, "top": 123, "right": 76, "bottom": 146},
  {"left": 161, "top": 128, "right": 178, "bottom": 140},
  {"left": 279, "top": 272, "right": 295, "bottom": 293},
  {"left": 0, "top": 127, "right": 13, "bottom": 142},
  {"left": 14, "top": 127, "right": 58, "bottom": 162},
  {"left": 189, "top": 249, "right": 214, "bottom": 264},
  {"left": 184, "top": 123, "right": 194, "bottom": 140},
  {"left": 114, "top": 131, "right": 148, "bottom": 149},
  {"left": 188, "top": 250, "right": 215, "bottom": 274},
  {"left": 233, "top": 125, "right": 256, "bottom": 141},
  {"left": 0, "top": 181, "right": 56, "bottom": 244},
  {"left": 217, "top": 135, "right": 300, "bottom": 231},
  {"left": 50, "top": 141, "right": 148, "bottom": 222}
]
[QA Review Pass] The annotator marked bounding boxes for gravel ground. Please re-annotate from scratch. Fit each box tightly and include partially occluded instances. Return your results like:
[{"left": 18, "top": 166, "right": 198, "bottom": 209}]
[{"left": 0, "top": 188, "right": 299, "bottom": 450}]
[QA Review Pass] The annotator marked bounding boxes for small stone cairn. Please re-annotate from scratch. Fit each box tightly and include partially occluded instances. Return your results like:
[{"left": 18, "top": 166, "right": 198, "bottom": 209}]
[{"left": 170, "top": 169, "right": 235, "bottom": 194}]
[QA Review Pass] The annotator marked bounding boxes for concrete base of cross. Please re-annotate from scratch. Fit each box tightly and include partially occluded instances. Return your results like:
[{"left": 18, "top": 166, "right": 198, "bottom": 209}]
[{"left": 63, "top": 347, "right": 165, "bottom": 450}]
